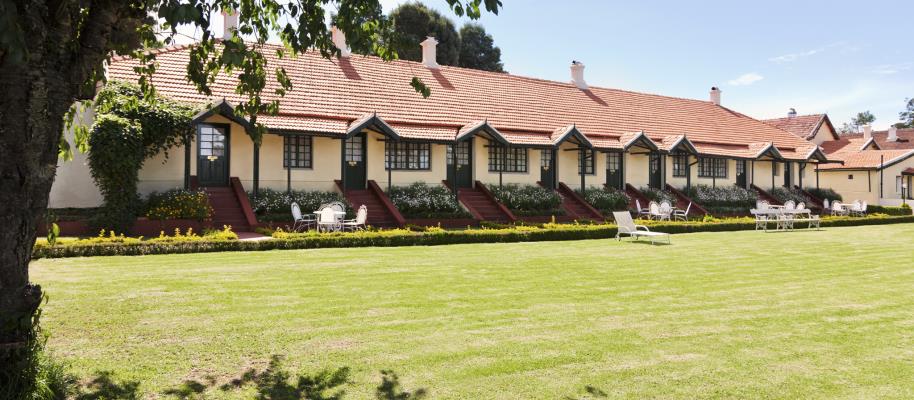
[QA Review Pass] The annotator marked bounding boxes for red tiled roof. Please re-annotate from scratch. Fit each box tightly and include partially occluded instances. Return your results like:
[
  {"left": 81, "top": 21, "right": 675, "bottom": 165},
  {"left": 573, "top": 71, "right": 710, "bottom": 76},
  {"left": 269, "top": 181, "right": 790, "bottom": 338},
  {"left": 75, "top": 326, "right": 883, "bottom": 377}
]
[
  {"left": 109, "top": 43, "right": 815, "bottom": 154},
  {"left": 819, "top": 136, "right": 875, "bottom": 157},
  {"left": 817, "top": 149, "right": 914, "bottom": 170},
  {"left": 840, "top": 128, "right": 914, "bottom": 150},
  {"left": 903, "top": 167, "right": 914, "bottom": 175},
  {"left": 762, "top": 114, "right": 831, "bottom": 140}
]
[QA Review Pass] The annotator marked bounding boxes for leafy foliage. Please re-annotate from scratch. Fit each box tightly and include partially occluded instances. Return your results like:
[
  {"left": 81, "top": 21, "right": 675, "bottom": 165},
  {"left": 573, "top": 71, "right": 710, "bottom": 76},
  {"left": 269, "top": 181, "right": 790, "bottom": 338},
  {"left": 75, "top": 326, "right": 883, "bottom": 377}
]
[
  {"left": 840, "top": 110, "right": 877, "bottom": 134},
  {"left": 388, "top": 182, "right": 469, "bottom": 219},
  {"left": 86, "top": 82, "right": 196, "bottom": 232},
  {"left": 248, "top": 189, "right": 348, "bottom": 221},
  {"left": 806, "top": 187, "right": 843, "bottom": 202},
  {"left": 769, "top": 187, "right": 808, "bottom": 205},
  {"left": 458, "top": 23, "right": 504, "bottom": 72},
  {"left": 145, "top": 189, "right": 213, "bottom": 221},
  {"left": 897, "top": 98, "right": 914, "bottom": 128},
  {"left": 683, "top": 184, "right": 757, "bottom": 215},
  {"left": 390, "top": 3, "right": 461, "bottom": 66},
  {"left": 489, "top": 184, "right": 563, "bottom": 215},
  {"left": 638, "top": 187, "right": 676, "bottom": 205},
  {"left": 0, "top": 304, "right": 75, "bottom": 400},
  {"left": 577, "top": 186, "right": 630, "bottom": 212}
]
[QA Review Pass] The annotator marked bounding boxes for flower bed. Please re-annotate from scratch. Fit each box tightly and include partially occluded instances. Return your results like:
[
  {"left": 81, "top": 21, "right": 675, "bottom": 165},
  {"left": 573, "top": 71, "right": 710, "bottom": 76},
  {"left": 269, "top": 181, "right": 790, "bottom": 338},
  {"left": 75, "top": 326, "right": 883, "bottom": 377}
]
[
  {"left": 577, "top": 186, "right": 630, "bottom": 213},
  {"left": 682, "top": 184, "right": 757, "bottom": 215},
  {"left": 32, "top": 214, "right": 914, "bottom": 259},
  {"left": 387, "top": 182, "right": 469, "bottom": 219},
  {"left": 639, "top": 187, "right": 676, "bottom": 205},
  {"left": 248, "top": 188, "right": 348, "bottom": 222},
  {"left": 145, "top": 189, "right": 212, "bottom": 220},
  {"left": 489, "top": 184, "right": 564, "bottom": 216},
  {"left": 806, "top": 187, "right": 843, "bottom": 202},
  {"left": 769, "top": 187, "right": 808, "bottom": 205}
]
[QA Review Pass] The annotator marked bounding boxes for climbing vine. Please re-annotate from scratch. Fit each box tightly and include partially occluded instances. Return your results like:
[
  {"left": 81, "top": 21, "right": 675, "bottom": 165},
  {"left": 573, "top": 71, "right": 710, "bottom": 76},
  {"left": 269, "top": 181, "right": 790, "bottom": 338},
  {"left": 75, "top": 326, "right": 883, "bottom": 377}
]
[{"left": 86, "top": 81, "right": 197, "bottom": 232}]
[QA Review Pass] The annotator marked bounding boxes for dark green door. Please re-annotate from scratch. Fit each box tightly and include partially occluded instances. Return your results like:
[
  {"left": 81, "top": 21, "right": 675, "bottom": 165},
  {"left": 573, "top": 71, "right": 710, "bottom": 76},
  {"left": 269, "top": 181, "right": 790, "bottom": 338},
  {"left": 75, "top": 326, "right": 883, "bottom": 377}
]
[
  {"left": 783, "top": 162, "right": 792, "bottom": 187},
  {"left": 649, "top": 153, "right": 662, "bottom": 189},
  {"left": 197, "top": 123, "right": 230, "bottom": 187},
  {"left": 606, "top": 152, "right": 623, "bottom": 190},
  {"left": 447, "top": 139, "right": 473, "bottom": 188},
  {"left": 540, "top": 149, "right": 556, "bottom": 189},
  {"left": 736, "top": 160, "right": 747, "bottom": 188},
  {"left": 343, "top": 134, "right": 366, "bottom": 190}
]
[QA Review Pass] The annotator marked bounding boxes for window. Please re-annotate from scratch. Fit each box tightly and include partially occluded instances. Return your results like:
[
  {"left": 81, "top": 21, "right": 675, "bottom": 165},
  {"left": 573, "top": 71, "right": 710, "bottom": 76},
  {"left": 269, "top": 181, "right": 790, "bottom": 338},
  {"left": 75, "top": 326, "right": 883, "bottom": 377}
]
[
  {"left": 344, "top": 136, "right": 362, "bottom": 162},
  {"left": 385, "top": 141, "right": 430, "bottom": 170},
  {"left": 848, "top": 174, "right": 854, "bottom": 180},
  {"left": 897, "top": 176, "right": 904, "bottom": 195},
  {"left": 799, "top": 162, "right": 806, "bottom": 179},
  {"left": 772, "top": 162, "right": 780, "bottom": 176},
  {"left": 447, "top": 142, "right": 470, "bottom": 165},
  {"left": 672, "top": 154, "right": 688, "bottom": 177},
  {"left": 488, "top": 144, "right": 528, "bottom": 173},
  {"left": 578, "top": 149, "right": 595, "bottom": 175},
  {"left": 698, "top": 158, "right": 727, "bottom": 178},
  {"left": 736, "top": 159, "right": 745, "bottom": 176},
  {"left": 198, "top": 125, "right": 226, "bottom": 157},
  {"left": 606, "top": 152, "right": 621, "bottom": 173},
  {"left": 283, "top": 135, "right": 312, "bottom": 168},
  {"left": 540, "top": 150, "right": 553, "bottom": 169}
]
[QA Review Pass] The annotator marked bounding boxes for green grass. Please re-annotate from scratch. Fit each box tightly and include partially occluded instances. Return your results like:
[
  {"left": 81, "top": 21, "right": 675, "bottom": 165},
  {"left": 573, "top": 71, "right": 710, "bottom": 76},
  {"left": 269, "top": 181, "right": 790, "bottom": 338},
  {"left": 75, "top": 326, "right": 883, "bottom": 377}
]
[{"left": 32, "top": 224, "right": 914, "bottom": 399}]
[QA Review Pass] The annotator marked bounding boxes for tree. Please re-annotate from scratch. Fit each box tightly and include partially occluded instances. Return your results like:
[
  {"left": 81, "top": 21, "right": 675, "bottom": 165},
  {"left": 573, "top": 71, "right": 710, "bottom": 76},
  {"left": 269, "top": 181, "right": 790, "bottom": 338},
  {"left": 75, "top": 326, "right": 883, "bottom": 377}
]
[
  {"left": 389, "top": 2, "right": 461, "bottom": 66},
  {"left": 897, "top": 98, "right": 914, "bottom": 128},
  {"left": 0, "top": 0, "right": 500, "bottom": 395},
  {"left": 458, "top": 23, "right": 503, "bottom": 72},
  {"left": 839, "top": 110, "right": 876, "bottom": 134}
]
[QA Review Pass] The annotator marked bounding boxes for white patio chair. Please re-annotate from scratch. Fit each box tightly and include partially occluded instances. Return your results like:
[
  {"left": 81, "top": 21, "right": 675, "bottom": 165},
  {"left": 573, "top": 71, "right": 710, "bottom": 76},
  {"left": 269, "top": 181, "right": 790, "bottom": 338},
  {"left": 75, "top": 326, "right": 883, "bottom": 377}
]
[
  {"left": 658, "top": 201, "right": 673, "bottom": 221},
  {"left": 648, "top": 201, "right": 662, "bottom": 220},
  {"left": 850, "top": 200, "right": 862, "bottom": 217},
  {"left": 784, "top": 200, "right": 796, "bottom": 211},
  {"left": 341, "top": 205, "right": 368, "bottom": 231},
  {"left": 291, "top": 202, "right": 316, "bottom": 232},
  {"left": 757, "top": 200, "right": 770, "bottom": 212},
  {"left": 635, "top": 199, "right": 650, "bottom": 219},
  {"left": 831, "top": 201, "right": 846, "bottom": 216},
  {"left": 823, "top": 199, "right": 830, "bottom": 210},
  {"left": 317, "top": 207, "right": 341, "bottom": 232},
  {"left": 613, "top": 211, "right": 671, "bottom": 245},
  {"left": 754, "top": 213, "right": 769, "bottom": 231},
  {"left": 673, "top": 202, "right": 692, "bottom": 221},
  {"left": 775, "top": 213, "right": 794, "bottom": 231},
  {"left": 859, "top": 201, "right": 868, "bottom": 217},
  {"left": 796, "top": 202, "right": 805, "bottom": 211}
]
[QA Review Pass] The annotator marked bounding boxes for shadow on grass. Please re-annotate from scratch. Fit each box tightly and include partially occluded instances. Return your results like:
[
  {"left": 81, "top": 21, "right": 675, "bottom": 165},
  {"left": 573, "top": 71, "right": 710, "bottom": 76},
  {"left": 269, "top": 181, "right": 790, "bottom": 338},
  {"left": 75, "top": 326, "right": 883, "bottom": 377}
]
[
  {"left": 563, "top": 385, "right": 608, "bottom": 399},
  {"left": 154, "top": 355, "right": 427, "bottom": 400},
  {"left": 74, "top": 371, "right": 141, "bottom": 400}
]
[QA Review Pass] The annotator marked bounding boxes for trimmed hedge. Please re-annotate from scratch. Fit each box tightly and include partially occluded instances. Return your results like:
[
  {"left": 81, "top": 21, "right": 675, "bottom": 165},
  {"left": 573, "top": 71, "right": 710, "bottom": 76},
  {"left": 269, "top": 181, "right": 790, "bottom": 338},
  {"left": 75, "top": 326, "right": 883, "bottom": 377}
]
[
  {"left": 32, "top": 215, "right": 914, "bottom": 259},
  {"left": 868, "top": 205, "right": 912, "bottom": 216}
]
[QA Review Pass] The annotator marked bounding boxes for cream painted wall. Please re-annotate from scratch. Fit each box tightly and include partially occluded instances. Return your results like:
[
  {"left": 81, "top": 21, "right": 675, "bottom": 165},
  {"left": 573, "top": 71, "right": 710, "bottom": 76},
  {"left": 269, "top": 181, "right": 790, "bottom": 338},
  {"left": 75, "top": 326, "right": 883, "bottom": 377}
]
[
  {"left": 816, "top": 170, "right": 878, "bottom": 203},
  {"left": 49, "top": 108, "right": 104, "bottom": 208},
  {"left": 365, "top": 131, "right": 449, "bottom": 189},
  {"left": 474, "top": 138, "right": 539, "bottom": 186},
  {"left": 556, "top": 143, "right": 605, "bottom": 190},
  {"left": 624, "top": 153, "right": 650, "bottom": 188},
  {"left": 810, "top": 123, "right": 837, "bottom": 146}
]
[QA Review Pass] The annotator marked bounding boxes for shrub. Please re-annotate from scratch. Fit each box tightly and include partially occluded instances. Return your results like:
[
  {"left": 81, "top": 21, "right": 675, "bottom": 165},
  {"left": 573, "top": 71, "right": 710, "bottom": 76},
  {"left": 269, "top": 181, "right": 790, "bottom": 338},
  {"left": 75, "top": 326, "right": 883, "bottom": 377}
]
[
  {"left": 145, "top": 189, "right": 212, "bottom": 220},
  {"left": 683, "top": 184, "right": 757, "bottom": 215},
  {"left": 248, "top": 188, "right": 348, "bottom": 221},
  {"left": 577, "top": 186, "right": 630, "bottom": 212},
  {"left": 0, "top": 304, "right": 76, "bottom": 400},
  {"left": 806, "top": 187, "right": 843, "bottom": 202},
  {"left": 868, "top": 205, "right": 912, "bottom": 216},
  {"left": 387, "top": 182, "right": 469, "bottom": 219},
  {"left": 489, "top": 184, "right": 563, "bottom": 216},
  {"left": 769, "top": 187, "right": 807, "bottom": 205},
  {"left": 638, "top": 187, "right": 676, "bottom": 205}
]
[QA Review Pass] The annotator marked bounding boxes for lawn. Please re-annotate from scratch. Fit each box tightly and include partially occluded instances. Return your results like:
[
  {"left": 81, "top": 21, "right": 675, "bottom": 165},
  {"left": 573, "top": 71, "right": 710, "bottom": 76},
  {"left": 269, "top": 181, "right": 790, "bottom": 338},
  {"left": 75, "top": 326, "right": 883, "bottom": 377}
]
[{"left": 32, "top": 224, "right": 914, "bottom": 399}]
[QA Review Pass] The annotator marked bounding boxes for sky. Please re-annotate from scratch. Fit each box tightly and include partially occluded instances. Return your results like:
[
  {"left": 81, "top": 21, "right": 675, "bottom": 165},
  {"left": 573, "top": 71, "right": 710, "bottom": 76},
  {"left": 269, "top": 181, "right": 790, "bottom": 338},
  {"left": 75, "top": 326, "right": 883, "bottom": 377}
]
[{"left": 189, "top": 0, "right": 914, "bottom": 130}]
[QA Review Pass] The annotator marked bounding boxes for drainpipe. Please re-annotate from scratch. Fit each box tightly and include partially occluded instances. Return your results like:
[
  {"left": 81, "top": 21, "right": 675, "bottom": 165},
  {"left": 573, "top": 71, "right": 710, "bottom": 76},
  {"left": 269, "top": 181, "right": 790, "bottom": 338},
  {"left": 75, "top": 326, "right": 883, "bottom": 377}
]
[
  {"left": 253, "top": 142, "right": 261, "bottom": 196},
  {"left": 387, "top": 139, "right": 394, "bottom": 193},
  {"left": 451, "top": 142, "right": 458, "bottom": 204},
  {"left": 500, "top": 143, "right": 505, "bottom": 188},
  {"left": 340, "top": 138, "right": 346, "bottom": 190},
  {"left": 880, "top": 154, "right": 885, "bottom": 201},
  {"left": 771, "top": 160, "right": 775, "bottom": 189},
  {"left": 816, "top": 166, "right": 820, "bottom": 189},
  {"left": 580, "top": 147, "right": 586, "bottom": 193},
  {"left": 184, "top": 132, "right": 191, "bottom": 190}
]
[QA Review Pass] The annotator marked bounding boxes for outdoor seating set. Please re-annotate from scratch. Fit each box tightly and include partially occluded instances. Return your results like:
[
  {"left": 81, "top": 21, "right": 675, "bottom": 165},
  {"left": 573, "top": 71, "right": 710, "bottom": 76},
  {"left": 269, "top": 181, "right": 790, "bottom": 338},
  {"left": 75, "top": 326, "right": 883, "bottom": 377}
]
[
  {"left": 634, "top": 199, "right": 692, "bottom": 221},
  {"left": 750, "top": 200, "right": 820, "bottom": 231},
  {"left": 822, "top": 199, "right": 868, "bottom": 217},
  {"left": 291, "top": 201, "right": 367, "bottom": 232}
]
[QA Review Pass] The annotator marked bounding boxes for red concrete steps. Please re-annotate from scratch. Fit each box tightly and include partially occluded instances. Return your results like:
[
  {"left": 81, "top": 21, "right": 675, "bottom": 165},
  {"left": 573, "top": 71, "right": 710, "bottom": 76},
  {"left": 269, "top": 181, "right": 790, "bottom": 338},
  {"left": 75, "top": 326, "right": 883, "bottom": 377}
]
[
  {"left": 624, "top": 184, "right": 651, "bottom": 210},
  {"left": 335, "top": 180, "right": 404, "bottom": 228},
  {"left": 456, "top": 182, "right": 515, "bottom": 222},
  {"left": 751, "top": 183, "right": 782, "bottom": 206},
  {"left": 555, "top": 182, "right": 603, "bottom": 220},
  {"left": 203, "top": 186, "right": 251, "bottom": 232},
  {"left": 665, "top": 184, "right": 709, "bottom": 216}
]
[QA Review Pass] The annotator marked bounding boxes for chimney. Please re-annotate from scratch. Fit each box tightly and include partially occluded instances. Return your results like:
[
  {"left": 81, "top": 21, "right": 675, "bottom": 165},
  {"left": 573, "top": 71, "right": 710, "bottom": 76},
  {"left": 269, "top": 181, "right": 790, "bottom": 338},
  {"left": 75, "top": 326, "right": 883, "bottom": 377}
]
[
  {"left": 710, "top": 87, "right": 722, "bottom": 106},
  {"left": 888, "top": 126, "right": 898, "bottom": 141},
  {"left": 330, "top": 26, "right": 351, "bottom": 58},
  {"left": 787, "top": 108, "right": 797, "bottom": 119},
  {"left": 570, "top": 61, "right": 588, "bottom": 90},
  {"left": 420, "top": 37, "right": 440, "bottom": 69},
  {"left": 222, "top": 10, "right": 239, "bottom": 40},
  {"left": 863, "top": 124, "right": 873, "bottom": 141}
]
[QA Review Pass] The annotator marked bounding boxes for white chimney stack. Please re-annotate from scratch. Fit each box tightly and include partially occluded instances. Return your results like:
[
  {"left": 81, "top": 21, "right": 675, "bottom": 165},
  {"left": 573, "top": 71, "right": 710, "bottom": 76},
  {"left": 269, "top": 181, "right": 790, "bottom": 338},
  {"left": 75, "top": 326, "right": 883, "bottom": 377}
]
[
  {"left": 863, "top": 124, "right": 873, "bottom": 141},
  {"left": 787, "top": 108, "right": 797, "bottom": 118},
  {"left": 222, "top": 10, "right": 239, "bottom": 40},
  {"left": 888, "top": 126, "right": 898, "bottom": 141},
  {"left": 331, "top": 26, "right": 351, "bottom": 58},
  {"left": 709, "top": 87, "right": 722, "bottom": 106},
  {"left": 570, "top": 61, "right": 588, "bottom": 90},
  {"left": 420, "top": 37, "right": 440, "bottom": 69}
]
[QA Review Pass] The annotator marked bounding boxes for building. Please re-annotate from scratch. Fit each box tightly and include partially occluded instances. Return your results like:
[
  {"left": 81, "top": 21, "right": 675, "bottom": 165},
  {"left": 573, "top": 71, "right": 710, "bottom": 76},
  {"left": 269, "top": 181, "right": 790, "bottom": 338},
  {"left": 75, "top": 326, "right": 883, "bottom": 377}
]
[{"left": 51, "top": 25, "right": 836, "bottom": 226}]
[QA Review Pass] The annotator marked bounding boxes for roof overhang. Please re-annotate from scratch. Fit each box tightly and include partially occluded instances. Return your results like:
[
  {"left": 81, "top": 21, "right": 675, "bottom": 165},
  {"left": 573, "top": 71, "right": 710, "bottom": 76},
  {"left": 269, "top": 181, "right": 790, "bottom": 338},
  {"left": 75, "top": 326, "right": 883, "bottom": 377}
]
[
  {"left": 622, "top": 131, "right": 659, "bottom": 152},
  {"left": 191, "top": 99, "right": 252, "bottom": 130},
  {"left": 664, "top": 135, "right": 699, "bottom": 155},
  {"left": 880, "top": 149, "right": 914, "bottom": 170},
  {"left": 753, "top": 143, "right": 785, "bottom": 161},
  {"left": 860, "top": 137, "right": 881, "bottom": 151},
  {"left": 457, "top": 120, "right": 509, "bottom": 145},
  {"left": 902, "top": 168, "right": 914, "bottom": 176},
  {"left": 552, "top": 125, "right": 593, "bottom": 149},
  {"left": 346, "top": 113, "right": 400, "bottom": 139},
  {"left": 804, "top": 147, "right": 830, "bottom": 163}
]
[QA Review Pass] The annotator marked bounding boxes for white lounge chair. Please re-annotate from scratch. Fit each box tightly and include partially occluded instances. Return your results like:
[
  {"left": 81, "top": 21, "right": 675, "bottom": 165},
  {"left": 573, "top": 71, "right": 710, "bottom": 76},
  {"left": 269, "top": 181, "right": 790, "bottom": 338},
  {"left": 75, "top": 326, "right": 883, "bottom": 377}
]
[
  {"left": 342, "top": 205, "right": 368, "bottom": 231},
  {"left": 613, "top": 211, "right": 671, "bottom": 245},
  {"left": 673, "top": 202, "right": 692, "bottom": 221},
  {"left": 291, "top": 202, "right": 316, "bottom": 232}
]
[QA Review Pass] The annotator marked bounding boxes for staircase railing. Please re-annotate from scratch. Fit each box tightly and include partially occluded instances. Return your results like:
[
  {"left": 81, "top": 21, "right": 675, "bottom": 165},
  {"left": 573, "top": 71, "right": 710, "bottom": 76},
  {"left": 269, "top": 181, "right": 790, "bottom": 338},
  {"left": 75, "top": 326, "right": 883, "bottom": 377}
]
[
  {"left": 230, "top": 177, "right": 258, "bottom": 228},
  {"left": 367, "top": 180, "right": 406, "bottom": 227},
  {"left": 794, "top": 185, "right": 825, "bottom": 210},
  {"left": 475, "top": 181, "right": 517, "bottom": 222},
  {"left": 557, "top": 182, "right": 604, "bottom": 220},
  {"left": 665, "top": 184, "right": 709, "bottom": 216},
  {"left": 751, "top": 183, "right": 782, "bottom": 205}
]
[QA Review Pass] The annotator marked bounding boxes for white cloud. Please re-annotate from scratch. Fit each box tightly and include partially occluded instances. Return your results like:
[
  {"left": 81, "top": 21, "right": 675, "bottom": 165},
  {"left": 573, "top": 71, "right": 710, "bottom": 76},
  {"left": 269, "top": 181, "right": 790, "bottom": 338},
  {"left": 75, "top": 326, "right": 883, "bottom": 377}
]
[
  {"left": 769, "top": 42, "right": 848, "bottom": 64},
  {"left": 728, "top": 73, "right": 764, "bottom": 86},
  {"left": 872, "top": 62, "right": 912, "bottom": 75}
]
